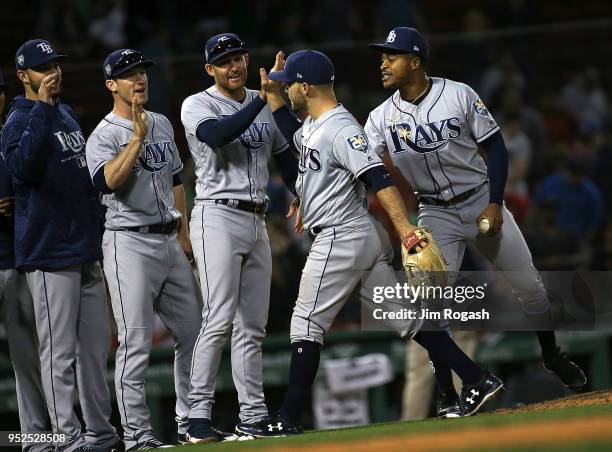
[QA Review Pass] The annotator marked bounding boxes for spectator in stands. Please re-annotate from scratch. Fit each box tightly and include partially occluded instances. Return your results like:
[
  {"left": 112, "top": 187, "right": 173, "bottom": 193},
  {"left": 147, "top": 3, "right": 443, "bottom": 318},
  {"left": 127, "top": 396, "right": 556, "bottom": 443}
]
[
  {"left": 533, "top": 156, "right": 604, "bottom": 239},
  {"left": 501, "top": 112, "right": 533, "bottom": 225},
  {"left": 495, "top": 87, "right": 549, "bottom": 185},
  {"left": 559, "top": 67, "right": 609, "bottom": 134}
]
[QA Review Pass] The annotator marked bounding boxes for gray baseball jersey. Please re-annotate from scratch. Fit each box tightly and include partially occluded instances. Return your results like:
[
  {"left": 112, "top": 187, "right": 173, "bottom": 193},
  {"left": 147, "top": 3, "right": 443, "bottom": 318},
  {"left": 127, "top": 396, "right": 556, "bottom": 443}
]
[
  {"left": 294, "top": 105, "right": 384, "bottom": 230},
  {"left": 86, "top": 111, "right": 183, "bottom": 229},
  {"left": 364, "top": 77, "right": 499, "bottom": 200},
  {"left": 288, "top": 105, "right": 420, "bottom": 345},
  {"left": 87, "top": 110, "right": 202, "bottom": 447},
  {"left": 181, "top": 87, "right": 285, "bottom": 423},
  {"left": 181, "top": 86, "right": 288, "bottom": 203},
  {"left": 365, "top": 78, "right": 548, "bottom": 314}
]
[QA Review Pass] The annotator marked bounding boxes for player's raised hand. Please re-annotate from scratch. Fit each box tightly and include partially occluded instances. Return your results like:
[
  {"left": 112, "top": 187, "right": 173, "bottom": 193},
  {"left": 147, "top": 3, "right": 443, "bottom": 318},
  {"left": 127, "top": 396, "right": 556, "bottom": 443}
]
[
  {"left": 476, "top": 203, "right": 503, "bottom": 236},
  {"left": 286, "top": 197, "right": 303, "bottom": 234},
  {"left": 132, "top": 96, "right": 148, "bottom": 140},
  {"left": 259, "top": 51, "right": 285, "bottom": 98},
  {"left": 38, "top": 73, "right": 59, "bottom": 105}
]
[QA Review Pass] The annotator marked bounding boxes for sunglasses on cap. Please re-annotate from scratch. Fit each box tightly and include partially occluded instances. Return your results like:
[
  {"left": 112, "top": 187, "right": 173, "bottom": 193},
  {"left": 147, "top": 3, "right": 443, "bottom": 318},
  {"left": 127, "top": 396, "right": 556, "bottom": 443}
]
[
  {"left": 105, "top": 50, "right": 154, "bottom": 80},
  {"left": 207, "top": 37, "right": 247, "bottom": 63}
]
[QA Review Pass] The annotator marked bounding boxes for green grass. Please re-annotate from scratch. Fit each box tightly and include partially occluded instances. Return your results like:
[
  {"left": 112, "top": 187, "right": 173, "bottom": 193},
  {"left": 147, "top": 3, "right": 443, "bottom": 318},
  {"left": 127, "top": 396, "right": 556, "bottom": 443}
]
[{"left": 174, "top": 404, "right": 612, "bottom": 451}]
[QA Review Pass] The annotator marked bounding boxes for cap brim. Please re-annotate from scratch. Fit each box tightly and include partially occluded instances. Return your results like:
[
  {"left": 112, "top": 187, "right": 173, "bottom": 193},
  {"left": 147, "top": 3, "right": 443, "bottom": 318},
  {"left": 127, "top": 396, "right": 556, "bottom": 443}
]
[
  {"left": 268, "top": 70, "right": 294, "bottom": 83},
  {"left": 28, "top": 54, "right": 68, "bottom": 69},
  {"left": 113, "top": 60, "right": 155, "bottom": 77},
  {"left": 368, "top": 43, "right": 407, "bottom": 53},
  {"left": 208, "top": 48, "right": 248, "bottom": 65}
]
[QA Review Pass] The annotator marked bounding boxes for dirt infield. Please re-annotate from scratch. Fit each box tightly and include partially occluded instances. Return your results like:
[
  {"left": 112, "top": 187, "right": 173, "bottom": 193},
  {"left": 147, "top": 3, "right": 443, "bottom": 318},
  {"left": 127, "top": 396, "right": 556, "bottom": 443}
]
[
  {"left": 496, "top": 389, "right": 612, "bottom": 414},
  {"left": 262, "top": 390, "right": 612, "bottom": 452}
]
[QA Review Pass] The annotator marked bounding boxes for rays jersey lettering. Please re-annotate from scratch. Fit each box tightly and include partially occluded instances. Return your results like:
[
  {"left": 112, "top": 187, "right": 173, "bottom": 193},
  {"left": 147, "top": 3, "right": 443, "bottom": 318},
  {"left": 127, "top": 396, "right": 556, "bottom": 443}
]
[
  {"left": 55, "top": 130, "right": 86, "bottom": 153},
  {"left": 298, "top": 145, "right": 322, "bottom": 174},
  {"left": 364, "top": 77, "right": 500, "bottom": 199},
  {"left": 219, "top": 115, "right": 271, "bottom": 150},
  {"left": 134, "top": 141, "right": 173, "bottom": 172},
  {"left": 387, "top": 118, "right": 461, "bottom": 154}
]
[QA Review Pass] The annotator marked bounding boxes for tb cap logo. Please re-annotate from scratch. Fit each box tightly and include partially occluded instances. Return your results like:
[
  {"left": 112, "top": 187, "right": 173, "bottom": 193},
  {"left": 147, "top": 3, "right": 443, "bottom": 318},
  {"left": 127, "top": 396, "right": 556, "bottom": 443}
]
[
  {"left": 37, "top": 42, "right": 54, "bottom": 54},
  {"left": 386, "top": 30, "right": 396, "bottom": 43}
]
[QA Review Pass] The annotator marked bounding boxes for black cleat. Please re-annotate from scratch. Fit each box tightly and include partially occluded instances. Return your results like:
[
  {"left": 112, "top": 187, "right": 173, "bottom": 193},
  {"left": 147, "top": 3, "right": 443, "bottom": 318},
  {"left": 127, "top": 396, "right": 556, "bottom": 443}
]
[
  {"left": 437, "top": 391, "right": 461, "bottom": 419},
  {"left": 177, "top": 433, "right": 188, "bottom": 445},
  {"left": 459, "top": 371, "right": 504, "bottom": 416},
  {"left": 543, "top": 348, "right": 587, "bottom": 390},
  {"left": 125, "top": 438, "right": 173, "bottom": 451},
  {"left": 186, "top": 418, "right": 220, "bottom": 444},
  {"left": 235, "top": 414, "right": 303, "bottom": 438}
]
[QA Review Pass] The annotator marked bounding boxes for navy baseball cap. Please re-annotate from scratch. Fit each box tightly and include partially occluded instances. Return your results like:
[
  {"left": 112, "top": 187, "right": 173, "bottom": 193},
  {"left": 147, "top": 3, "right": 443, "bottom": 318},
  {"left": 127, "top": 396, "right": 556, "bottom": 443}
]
[
  {"left": 103, "top": 49, "right": 154, "bottom": 80},
  {"left": 15, "top": 39, "right": 67, "bottom": 70},
  {"left": 205, "top": 33, "right": 248, "bottom": 65},
  {"left": 268, "top": 50, "right": 335, "bottom": 85},
  {"left": 369, "top": 27, "right": 429, "bottom": 63}
]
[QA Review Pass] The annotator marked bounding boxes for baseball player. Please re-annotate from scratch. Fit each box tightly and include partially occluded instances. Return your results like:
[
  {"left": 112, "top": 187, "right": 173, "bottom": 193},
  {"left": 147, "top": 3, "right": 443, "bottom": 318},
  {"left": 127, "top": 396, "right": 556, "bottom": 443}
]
[
  {"left": 85, "top": 48, "right": 203, "bottom": 450},
  {"left": 236, "top": 49, "right": 504, "bottom": 436},
  {"left": 0, "top": 39, "right": 120, "bottom": 451},
  {"left": 0, "top": 69, "right": 53, "bottom": 452},
  {"left": 180, "top": 33, "right": 298, "bottom": 443},
  {"left": 365, "top": 27, "right": 587, "bottom": 414}
]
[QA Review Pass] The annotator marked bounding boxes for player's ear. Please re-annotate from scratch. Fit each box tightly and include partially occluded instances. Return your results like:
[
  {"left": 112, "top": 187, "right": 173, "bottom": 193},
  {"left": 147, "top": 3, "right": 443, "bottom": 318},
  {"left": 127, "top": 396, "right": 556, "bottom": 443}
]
[
  {"left": 244, "top": 54, "right": 249, "bottom": 66},
  {"left": 205, "top": 63, "right": 215, "bottom": 77},
  {"left": 105, "top": 79, "right": 117, "bottom": 94},
  {"left": 16, "top": 69, "right": 28, "bottom": 84}
]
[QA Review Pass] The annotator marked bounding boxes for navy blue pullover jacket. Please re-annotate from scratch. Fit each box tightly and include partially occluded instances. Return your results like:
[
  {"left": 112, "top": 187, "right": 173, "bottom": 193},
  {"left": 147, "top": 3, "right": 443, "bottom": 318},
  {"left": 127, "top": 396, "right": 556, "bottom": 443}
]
[{"left": 0, "top": 96, "right": 102, "bottom": 269}]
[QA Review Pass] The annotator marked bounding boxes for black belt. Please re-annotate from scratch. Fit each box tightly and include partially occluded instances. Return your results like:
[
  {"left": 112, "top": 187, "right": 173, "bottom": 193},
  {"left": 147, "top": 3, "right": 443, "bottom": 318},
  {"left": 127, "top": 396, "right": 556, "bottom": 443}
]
[
  {"left": 419, "top": 184, "right": 483, "bottom": 207},
  {"left": 215, "top": 199, "right": 267, "bottom": 215},
  {"left": 124, "top": 220, "right": 179, "bottom": 234}
]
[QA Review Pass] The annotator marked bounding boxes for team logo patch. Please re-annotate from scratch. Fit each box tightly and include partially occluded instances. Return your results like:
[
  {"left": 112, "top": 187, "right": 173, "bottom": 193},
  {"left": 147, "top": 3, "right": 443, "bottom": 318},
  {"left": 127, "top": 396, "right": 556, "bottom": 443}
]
[
  {"left": 386, "top": 30, "right": 396, "bottom": 43},
  {"left": 105, "top": 64, "right": 112, "bottom": 75},
  {"left": 347, "top": 134, "right": 368, "bottom": 152},
  {"left": 473, "top": 99, "right": 489, "bottom": 117},
  {"left": 17, "top": 54, "right": 25, "bottom": 66}
]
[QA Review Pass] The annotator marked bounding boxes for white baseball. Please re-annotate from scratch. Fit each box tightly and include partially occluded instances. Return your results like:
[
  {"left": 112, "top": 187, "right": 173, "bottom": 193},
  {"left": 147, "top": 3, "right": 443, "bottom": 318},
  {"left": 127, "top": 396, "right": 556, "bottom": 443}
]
[{"left": 478, "top": 218, "right": 490, "bottom": 234}]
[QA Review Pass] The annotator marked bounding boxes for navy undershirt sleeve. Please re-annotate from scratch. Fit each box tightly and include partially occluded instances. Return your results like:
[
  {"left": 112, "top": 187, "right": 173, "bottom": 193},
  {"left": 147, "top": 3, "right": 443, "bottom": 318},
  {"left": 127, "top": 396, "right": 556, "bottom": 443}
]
[
  {"left": 273, "top": 148, "right": 299, "bottom": 196},
  {"left": 196, "top": 95, "right": 266, "bottom": 147},
  {"left": 480, "top": 131, "right": 508, "bottom": 205},
  {"left": 358, "top": 165, "right": 393, "bottom": 192},
  {"left": 272, "top": 105, "right": 302, "bottom": 146},
  {"left": 93, "top": 166, "right": 114, "bottom": 194},
  {"left": 173, "top": 174, "right": 182, "bottom": 187}
]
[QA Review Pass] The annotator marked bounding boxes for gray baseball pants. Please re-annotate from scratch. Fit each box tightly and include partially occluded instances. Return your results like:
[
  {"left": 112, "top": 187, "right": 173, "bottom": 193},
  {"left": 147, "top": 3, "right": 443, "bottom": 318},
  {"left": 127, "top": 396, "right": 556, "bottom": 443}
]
[
  {"left": 102, "top": 229, "right": 202, "bottom": 450},
  {"left": 1, "top": 269, "right": 52, "bottom": 452},
  {"left": 25, "top": 261, "right": 118, "bottom": 451},
  {"left": 189, "top": 202, "right": 271, "bottom": 423},
  {"left": 418, "top": 185, "right": 549, "bottom": 314}
]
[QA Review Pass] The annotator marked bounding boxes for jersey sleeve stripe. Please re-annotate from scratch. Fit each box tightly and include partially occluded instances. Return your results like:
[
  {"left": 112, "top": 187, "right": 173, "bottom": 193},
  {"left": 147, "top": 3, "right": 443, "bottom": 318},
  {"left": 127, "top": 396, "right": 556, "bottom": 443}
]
[
  {"left": 92, "top": 160, "right": 108, "bottom": 177},
  {"left": 475, "top": 125, "right": 500, "bottom": 143},
  {"left": 355, "top": 162, "right": 385, "bottom": 178},
  {"left": 172, "top": 163, "right": 184, "bottom": 175}
]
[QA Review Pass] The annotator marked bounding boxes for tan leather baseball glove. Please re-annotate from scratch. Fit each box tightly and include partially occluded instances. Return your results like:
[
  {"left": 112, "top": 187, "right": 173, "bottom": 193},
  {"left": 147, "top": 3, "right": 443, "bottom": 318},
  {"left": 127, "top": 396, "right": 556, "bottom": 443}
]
[{"left": 401, "top": 228, "right": 447, "bottom": 288}]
